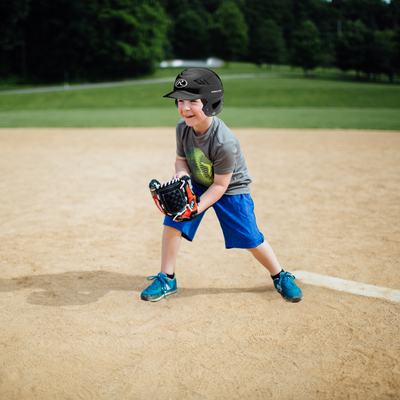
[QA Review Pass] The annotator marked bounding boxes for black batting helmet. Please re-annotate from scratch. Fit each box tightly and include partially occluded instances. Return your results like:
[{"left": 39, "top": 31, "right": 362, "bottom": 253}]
[{"left": 163, "top": 68, "right": 224, "bottom": 117}]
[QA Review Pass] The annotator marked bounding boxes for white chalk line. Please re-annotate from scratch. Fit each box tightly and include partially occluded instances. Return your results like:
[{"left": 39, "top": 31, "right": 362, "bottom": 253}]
[{"left": 292, "top": 270, "right": 400, "bottom": 303}]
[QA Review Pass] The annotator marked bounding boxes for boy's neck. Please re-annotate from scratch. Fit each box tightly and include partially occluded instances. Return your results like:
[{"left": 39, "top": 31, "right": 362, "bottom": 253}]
[{"left": 193, "top": 116, "right": 214, "bottom": 137}]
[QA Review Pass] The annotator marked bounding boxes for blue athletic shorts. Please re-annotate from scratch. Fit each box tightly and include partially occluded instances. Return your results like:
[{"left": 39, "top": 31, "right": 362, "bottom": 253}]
[{"left": 163, "top": 184, "right": 264, "bottom": 249}]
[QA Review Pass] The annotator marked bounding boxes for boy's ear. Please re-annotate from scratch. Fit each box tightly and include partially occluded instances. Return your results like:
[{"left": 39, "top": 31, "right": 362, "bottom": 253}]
[{"left": 175, "top": 99, "right": 178, "bottom": 108}]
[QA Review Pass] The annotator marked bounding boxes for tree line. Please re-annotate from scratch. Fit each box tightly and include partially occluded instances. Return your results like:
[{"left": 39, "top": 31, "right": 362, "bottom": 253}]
[{"left": 1, "top": 0, "right": 400, "bottom": 84}]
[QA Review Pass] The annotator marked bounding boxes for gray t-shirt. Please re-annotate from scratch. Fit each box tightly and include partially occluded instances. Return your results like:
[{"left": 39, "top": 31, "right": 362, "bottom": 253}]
[{"left": 176, "top": 116, "right": 252, "bottom": 195}]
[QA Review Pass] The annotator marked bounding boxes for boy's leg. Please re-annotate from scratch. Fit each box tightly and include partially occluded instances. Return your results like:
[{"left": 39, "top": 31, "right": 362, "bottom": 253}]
[
  {"left": 247, "top": 242, "right": 303, "bottom": 303},
  {"left": 246, "top": 241, "right": 282, "bottom": 276},
  {"left": 141, "top": 225, "right": 181, "bottom": 302},
  {"left": 211, "top": 192, "right": 302, "bottom": 303},
  {"left": 161, "top": 225, "right": 182, "bottom": 275},
  {"left": 141, "top": 204, "right": 206, "bottom": 302}
]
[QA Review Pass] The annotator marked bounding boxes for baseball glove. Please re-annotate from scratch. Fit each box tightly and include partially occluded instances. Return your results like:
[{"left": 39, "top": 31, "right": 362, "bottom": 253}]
[{"left": 149, "top": 175, "right": 200, "bottom": 222}]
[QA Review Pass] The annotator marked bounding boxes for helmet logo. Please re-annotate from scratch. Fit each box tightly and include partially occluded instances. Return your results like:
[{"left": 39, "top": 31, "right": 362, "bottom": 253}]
[{"left": 175, "top": 79, "right": 188, "bottom": 88}]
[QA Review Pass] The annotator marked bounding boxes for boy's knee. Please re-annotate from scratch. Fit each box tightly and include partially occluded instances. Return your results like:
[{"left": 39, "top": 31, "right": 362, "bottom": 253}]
[{"left": 164, "top": 225, "right": 182, "bottom": 235}]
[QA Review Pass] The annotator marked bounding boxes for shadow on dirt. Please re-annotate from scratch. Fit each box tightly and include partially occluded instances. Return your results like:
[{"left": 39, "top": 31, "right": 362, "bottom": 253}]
[{"left": 0, "top": 270, "right": 273, "bottom": 307}]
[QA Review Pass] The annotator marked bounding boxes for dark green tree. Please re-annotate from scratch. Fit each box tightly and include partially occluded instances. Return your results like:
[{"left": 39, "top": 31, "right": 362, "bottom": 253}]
[
  {"left": 330, "top": 0, "right": 395, "bottom": 31},
  {"left": 21, "top": 0, "right": 167, "bottom": 82},
  {"left": 335, "top": 20, "right": 371, "bottom": 79},
  {"left": 244, "top": 0, "right": 293, "bottom": 63},
  {"left": 367, "top": 29, "right": 397, "bottom": 82},
  {"left": 245, "top": 0, "right": 286, "bottom": 26},
  {"left": 320, "top": 40, "right": 336, "bottom": 71},
  {"left": 290, "top": 20, "right": 322, "bottom": 75},
  {"left": 0, "top": 0, "right": 31, "bottom": 79},
  {"left": 388, "top": 0, "right": 400, "bottom": 27},
  {"left": 171, "top": 10, "right": 211, "bottom": 59},
  {"left": 165, "top": 0, "right": 216, "bottom": 17},
  {"left": 394, "top": 27, "right": 400, "bottom": 77},
  {"left": 252, "top": 19, "right": 286, "bottom": 67},
  {"left": 291, "top": 0, "right": 332, "bottom": 26},
  {"left": 208, "top": 1, "right": 249, "bottom": 62},
  {"left": 96, "top": 0, "right": 167, "bottom": 79}
]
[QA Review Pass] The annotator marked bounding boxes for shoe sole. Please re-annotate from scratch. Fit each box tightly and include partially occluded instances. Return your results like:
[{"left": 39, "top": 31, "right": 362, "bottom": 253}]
[
  {"left": 141, "top": 289, "right": 177, "bottom": 302},
  {"left": 279, "top": 292, "right": 303, "bottom": 303}
]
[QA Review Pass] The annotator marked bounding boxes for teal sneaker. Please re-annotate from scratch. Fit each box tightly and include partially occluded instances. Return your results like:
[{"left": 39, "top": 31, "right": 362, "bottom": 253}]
[
  {"left": 273, "top": 271, "right": 303, "bottom": 303},
  {"left": 141, "top": 272, "right": 177, "bottom": 302}
]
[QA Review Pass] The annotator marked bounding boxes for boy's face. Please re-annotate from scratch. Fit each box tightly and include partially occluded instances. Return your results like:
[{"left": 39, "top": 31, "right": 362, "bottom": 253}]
[{"left": 177, "top": 99, "right": 209, "bottom": 128}]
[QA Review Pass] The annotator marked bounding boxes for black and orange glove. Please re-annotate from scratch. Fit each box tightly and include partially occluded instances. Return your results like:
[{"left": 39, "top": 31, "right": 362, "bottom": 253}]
[{"left": 149, "top": 176, "right": 200, "bottom": 222}]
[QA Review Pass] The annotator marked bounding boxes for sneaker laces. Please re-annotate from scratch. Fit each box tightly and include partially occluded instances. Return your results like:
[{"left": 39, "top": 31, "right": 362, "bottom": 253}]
[
  {"left": 276, "top": 271, "right": 296, "bottom": 291},
  {"left": 147, "top": 273, "right": 170, "bottom": 299}
]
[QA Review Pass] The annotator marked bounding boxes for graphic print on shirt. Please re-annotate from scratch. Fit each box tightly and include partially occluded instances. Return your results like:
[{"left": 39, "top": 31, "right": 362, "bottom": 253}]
[{"left": 185, "top": 147, "right": 214, "bottom": 187}]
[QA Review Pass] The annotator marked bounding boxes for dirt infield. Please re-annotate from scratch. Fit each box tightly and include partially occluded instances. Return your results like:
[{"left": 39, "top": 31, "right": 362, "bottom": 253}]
[{"left": 1, "top": 127, "right": 399, "bottom": 400}]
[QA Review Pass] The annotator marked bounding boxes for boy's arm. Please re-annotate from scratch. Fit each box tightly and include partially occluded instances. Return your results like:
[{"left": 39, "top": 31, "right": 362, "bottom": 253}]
[
  {"left": 172, "top": 154, "right": 232, "bottom": 215},
  {"left": 198, "top": 172, "right": 233, "bottom": 215},
  {"left": 173, "top": 155, "right": 190, "bottom": 179}
]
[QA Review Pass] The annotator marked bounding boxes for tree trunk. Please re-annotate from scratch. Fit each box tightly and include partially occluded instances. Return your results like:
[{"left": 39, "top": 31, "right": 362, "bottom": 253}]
[{"left": 21, "top": 41, "right": 27, "bottom": 80}]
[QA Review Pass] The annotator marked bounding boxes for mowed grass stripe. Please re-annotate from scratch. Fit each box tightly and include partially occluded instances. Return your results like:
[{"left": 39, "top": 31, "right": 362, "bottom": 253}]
[
  {"left": 0, "top": 108, "right": 399, "bottom": 130},
  {"left": 1, "top": 76, "right": 400, "bottom": 111}
]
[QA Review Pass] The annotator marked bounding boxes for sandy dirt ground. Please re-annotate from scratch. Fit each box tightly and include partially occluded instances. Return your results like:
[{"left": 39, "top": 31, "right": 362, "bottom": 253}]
[{"left": 0, "top": 127, "right": 399, "bottom": 400}]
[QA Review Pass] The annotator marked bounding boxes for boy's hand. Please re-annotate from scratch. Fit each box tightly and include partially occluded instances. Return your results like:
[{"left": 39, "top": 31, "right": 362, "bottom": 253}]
[
  {"left": 149, "top": 176, "right": 199, "bottom": 222},
  {"left": 172, "top": 171, "right": 189, "bottom": 180}
]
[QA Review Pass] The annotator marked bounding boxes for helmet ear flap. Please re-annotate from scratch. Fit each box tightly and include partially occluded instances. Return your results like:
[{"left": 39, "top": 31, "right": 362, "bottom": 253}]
[
  {"left": 201, "top": 98, "right": 223, "bottom": 117},
  {"left": 174, "top": 98, "right": 223, "bottom": 117},
  {"left": 201, "top": 98, "right": 213, "bottom": 117},
  {"left": 212, "top": 98, "right": 223, "bottom": 115}
]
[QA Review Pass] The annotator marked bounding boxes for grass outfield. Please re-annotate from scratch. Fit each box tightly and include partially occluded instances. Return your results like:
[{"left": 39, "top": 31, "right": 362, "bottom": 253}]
[
  {"left": 1, "top": 64, "right": 399, "bottom": 129},
  {"left": 1, "top": 108, "right": 398, "bottom": 130}
]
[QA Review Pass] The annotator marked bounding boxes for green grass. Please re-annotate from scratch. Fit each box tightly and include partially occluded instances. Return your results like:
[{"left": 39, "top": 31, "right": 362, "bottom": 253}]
[
  {"left": 0, "top": 108, "right": 398, "bottom": 130},
  {"left": 1, "top": 63, "right": 399, "bottom": 129}
]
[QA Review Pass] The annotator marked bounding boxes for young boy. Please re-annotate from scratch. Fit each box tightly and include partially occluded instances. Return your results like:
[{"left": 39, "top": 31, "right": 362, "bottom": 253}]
[{"left": 141, "top": 67, "right": 303, "bottom": 303}]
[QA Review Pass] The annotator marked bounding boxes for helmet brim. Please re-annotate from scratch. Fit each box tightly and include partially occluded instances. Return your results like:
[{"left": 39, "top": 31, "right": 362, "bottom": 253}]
[{"left": 163, "top": 90, "right": 202, "bottom": 100}]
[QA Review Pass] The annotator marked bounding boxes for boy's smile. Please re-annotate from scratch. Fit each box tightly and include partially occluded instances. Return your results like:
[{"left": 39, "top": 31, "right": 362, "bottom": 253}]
[{"left": 177, "top": 99, "right": 213, "bottom": 136}]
